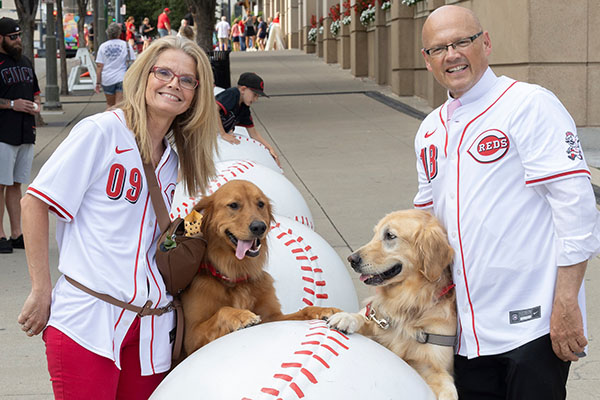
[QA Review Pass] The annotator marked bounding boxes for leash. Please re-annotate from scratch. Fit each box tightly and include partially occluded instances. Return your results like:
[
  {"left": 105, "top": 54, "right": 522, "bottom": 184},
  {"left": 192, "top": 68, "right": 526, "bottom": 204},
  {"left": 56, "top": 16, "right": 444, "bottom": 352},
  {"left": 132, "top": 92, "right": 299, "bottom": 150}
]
[{"left": 363, "top": 283, "right": 457, "bottom": 347}]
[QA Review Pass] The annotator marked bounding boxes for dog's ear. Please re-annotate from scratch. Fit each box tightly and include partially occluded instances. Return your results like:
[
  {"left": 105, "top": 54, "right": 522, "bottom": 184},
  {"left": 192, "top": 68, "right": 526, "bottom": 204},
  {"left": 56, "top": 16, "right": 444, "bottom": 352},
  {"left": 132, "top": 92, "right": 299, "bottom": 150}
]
[
  {"left": 415, "top": 220, "right": 454, "bottom": 282},
  {"left": 193, "top": 193, "right": 214, "bottom": 233},
  {"left": 265, "top": 196, "right": 275, "bottom": 230}
]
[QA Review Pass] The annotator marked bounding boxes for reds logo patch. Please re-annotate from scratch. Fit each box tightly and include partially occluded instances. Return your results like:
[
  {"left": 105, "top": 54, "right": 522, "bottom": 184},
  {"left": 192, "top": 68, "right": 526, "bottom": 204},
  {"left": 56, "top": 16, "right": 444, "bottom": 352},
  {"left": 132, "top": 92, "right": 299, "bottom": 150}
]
[
  {"left": 467, "top": 129, "right": 510, "bottom": 163},
  {"left": 565, "top": 131, "right": 583, "bottom": 160}
]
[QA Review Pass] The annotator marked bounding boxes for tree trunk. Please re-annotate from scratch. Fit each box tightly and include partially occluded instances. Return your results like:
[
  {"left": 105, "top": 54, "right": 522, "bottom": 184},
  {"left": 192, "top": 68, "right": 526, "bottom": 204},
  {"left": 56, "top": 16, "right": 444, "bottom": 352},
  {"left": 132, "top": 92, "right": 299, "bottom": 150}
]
[
  {"left": 77, "top": 0, "right": 89, "bottom": 48},
  {"left": 56, "top": 0, "right": 69, "bottom": 95},
  {"left": 15, "top": 0, "right": 45, "bottom": 126},
  {"left": 187, "top": 0, "right": 216, "bottom": 53},
  {"left": 14, "top": 0, "right": 38, "bottom": 63}
]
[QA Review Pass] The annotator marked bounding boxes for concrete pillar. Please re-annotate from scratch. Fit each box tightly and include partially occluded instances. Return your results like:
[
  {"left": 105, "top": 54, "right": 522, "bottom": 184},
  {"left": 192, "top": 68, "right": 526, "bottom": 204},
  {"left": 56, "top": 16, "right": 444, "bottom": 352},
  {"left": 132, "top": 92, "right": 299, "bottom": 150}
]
[
  {"left": 302, "top": 0, "right": 316, "bottom": 53},
  {"left": 297, "top": 0, "right": 305, "bottom": 49},
  {"left": 286, "top": 0, "right": 300, "bottom": 48},
  {"left": 390, "top": 1, "right": 415, "bottom": 96},
  {"left": 322, "top": 0, "right": 338, "bottom": 63},
  {"left": 350, "top": 0, "right": 367, "bottom": 76},
  {"left": 338, "top": 22, "right": 351, "bottom": 69},
  {"left": 373, "top": 3, "right": 387, "bottom": 84}
]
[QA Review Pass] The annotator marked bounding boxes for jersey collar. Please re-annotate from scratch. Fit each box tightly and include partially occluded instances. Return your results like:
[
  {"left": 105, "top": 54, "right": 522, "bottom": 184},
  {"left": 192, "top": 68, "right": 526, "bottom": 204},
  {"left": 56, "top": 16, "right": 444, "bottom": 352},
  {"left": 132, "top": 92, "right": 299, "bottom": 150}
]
[{"left": 447, "top": 67, "right": 498, "bottom": 107}]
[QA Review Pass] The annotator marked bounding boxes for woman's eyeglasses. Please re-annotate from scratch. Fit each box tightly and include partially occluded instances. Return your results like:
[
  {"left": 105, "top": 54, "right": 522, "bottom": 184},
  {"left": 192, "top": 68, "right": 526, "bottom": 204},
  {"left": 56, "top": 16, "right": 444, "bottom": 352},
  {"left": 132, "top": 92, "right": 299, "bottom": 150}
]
[{"left": 150, "top": 66, "right": 199, "bottom": 90}]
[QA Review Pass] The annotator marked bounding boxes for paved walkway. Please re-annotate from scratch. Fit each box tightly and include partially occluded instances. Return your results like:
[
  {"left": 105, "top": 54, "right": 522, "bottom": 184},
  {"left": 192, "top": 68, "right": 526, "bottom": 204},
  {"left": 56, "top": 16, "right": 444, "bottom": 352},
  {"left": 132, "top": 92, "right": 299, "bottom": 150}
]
[{"left": 1, "top": 49, "right": 598, "bottom": 399}]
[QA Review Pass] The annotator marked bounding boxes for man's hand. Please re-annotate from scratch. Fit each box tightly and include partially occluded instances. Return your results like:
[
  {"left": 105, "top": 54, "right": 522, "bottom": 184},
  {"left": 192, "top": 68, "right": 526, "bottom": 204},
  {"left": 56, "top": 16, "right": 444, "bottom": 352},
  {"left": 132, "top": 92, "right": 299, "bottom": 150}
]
[
  {"left": 95, "top": 83, "right": 102, "bottom": 94},
  {"left": 13, "top": 98, "right": 39, "bottom": 115},
  {"left": 550, "top": 262, "right": 588, "bottom": 361},
  {"left": 221, "top": 132, "right": 241, "bottom": 144}
]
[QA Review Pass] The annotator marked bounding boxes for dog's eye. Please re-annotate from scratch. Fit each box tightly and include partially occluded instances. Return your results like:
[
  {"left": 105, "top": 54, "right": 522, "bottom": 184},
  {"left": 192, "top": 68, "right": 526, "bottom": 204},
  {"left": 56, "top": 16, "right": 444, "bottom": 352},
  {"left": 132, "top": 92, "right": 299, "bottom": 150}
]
[
  {"left": 228, "top": 202, "right": 239, "bottom": 210},
  {"left": 257, "top": 201, "right": 265, "bottom": 208},
  {"left": 385, "top": 231, "right": 397, "bottom": 241}
]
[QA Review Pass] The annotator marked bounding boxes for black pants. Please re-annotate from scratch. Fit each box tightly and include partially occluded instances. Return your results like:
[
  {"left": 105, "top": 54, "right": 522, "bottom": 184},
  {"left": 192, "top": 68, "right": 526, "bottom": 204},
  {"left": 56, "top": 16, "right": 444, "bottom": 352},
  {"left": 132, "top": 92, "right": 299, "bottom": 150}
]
[{"left": 454, "top": 334, "right": 571, "bottom": 400}]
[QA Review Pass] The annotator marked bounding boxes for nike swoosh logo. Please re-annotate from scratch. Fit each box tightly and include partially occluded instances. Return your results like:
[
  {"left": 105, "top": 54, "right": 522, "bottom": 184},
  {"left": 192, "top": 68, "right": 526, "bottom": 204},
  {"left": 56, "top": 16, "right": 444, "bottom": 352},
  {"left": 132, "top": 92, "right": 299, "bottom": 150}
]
[
  {"left": 115, "top": 146, "right": 133, "bottom": 154},
  {"left": 424, "top": 128, "right": 437, "bottom": 138}
]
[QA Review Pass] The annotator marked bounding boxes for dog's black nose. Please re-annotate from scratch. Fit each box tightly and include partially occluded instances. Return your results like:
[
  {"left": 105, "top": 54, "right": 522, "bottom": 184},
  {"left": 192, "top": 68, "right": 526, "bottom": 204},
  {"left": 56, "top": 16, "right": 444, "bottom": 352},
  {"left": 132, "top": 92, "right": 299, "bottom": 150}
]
[
  {"left": 347, "top": 252, "right": 362, "bottom": 269},
  {"left": 249, "top": 220, "right": 267, "bottom": 236}
]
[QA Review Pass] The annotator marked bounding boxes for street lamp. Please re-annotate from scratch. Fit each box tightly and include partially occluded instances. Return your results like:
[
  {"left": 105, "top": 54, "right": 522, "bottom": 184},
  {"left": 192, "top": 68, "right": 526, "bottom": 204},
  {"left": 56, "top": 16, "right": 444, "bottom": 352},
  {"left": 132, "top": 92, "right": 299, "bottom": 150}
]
[{"left": 44, "top": 0, "right": 61, "bottom": 110}]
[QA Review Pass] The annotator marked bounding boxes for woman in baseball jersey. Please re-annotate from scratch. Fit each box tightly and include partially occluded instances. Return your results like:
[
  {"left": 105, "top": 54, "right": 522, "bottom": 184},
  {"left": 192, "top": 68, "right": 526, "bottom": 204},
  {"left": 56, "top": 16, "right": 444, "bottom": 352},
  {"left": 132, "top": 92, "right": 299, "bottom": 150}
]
[{"left": 18, "top": 36, "right": 218, "bottom": 399}]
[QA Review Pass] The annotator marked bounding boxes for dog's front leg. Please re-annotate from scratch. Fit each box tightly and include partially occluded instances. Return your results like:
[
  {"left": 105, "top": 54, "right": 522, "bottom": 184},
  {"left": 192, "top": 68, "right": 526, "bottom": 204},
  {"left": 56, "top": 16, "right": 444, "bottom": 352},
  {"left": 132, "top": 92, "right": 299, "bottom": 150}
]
[
  {"left": 184, "top": 306, "right": 261, "bottom": 354},
  {"left": 326, "top": 309, "right": 366, "bottom": 334},
  {"left": 415, "top": 365, "right": 458, "bottom": 400}
]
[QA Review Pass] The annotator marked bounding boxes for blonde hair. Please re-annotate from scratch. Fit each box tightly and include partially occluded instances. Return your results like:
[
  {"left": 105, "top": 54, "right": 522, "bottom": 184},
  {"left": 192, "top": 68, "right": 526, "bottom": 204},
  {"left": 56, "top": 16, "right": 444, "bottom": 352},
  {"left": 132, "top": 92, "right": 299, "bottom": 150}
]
[{"left": 120, "top": 36, "right": 218, "bottom": 195}]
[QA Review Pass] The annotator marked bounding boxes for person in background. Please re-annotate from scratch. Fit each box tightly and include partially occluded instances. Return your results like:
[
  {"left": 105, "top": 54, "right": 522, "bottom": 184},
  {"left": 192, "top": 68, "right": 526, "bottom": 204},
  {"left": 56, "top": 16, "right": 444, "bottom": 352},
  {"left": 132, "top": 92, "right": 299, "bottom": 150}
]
[
  {"left": 88, "top": 22, "right": 95, "bottom": 52},
  {"left": 216, "top": 72, "right": 280, "bottom": 167},
  {"left": 0, "top": 17, "right": 41, "bottom": 254},
  {"left": 230, "top": 17, "right": 242, "bottom": 51},
  {"left": 179, "top": 25, "right": 194, "bottom": 41},
  {"left": 18, "top": 35, "right": 218, "bottom": 400},
  {"left": 157, "top": 8, "right": 171, "bottom": 37},
  {"left": 94, "top": 22, "right": 136, "bottom": 109},
  {"left": 125, "top": 16, "right": 136, "bottom": 50},
  {"left": 265, "top": 12, "right": 284, "bottom": 51},
  {"left": 244, "top": 14, "right": 256, "bottom": 51},
  {"left": 414, "top": 5, "right": 600, "bottom": 399},
  {"left": 256, "top": 16, "right": 267, "bottom": 50},
  {"left": 139, "top": 17, "right": 154, "bottom": 52},
  {"left": 215, "top": 16, "right": 230, "bottom": 51}
]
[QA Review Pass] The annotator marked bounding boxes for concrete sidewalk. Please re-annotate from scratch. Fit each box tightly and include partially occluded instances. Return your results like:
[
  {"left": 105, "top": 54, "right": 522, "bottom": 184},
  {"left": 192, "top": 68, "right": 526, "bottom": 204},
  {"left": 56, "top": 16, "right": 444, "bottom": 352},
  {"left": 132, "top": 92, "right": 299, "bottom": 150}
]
[{"left": 1, "top": 49, "right": 599, "bottom": 399}]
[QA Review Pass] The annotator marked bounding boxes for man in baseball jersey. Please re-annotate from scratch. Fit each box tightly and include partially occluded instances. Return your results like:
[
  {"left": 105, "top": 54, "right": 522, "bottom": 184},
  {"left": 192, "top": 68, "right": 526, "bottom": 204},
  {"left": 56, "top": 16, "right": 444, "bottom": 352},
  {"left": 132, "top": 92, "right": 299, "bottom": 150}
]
[
  {"left": 414, "top": 6, "right": 600, "bottom": 399},
  {"left": 216, "top": 72, "right": 280, "bottom": 166},
  {"left": 0, "top": 17, "right": 41, "bottom": 253}
]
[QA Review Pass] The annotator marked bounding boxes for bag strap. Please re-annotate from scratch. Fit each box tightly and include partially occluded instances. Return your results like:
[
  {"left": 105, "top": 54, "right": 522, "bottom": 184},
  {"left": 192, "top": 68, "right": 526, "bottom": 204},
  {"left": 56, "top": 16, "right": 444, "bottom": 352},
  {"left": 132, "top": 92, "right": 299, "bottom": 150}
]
[
  {"left": 65, "top": 275, "right": 173, "bottom": 316},
  {"left": 142, "top": 162, "right": 171, "bottom": 233}
]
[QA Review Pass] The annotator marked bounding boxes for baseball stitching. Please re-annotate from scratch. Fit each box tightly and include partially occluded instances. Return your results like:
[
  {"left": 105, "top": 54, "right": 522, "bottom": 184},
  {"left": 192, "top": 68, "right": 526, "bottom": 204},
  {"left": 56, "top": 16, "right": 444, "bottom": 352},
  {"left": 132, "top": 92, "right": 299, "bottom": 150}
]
[
  {"left": 241, "top": 320, "right": 350, "bottom": 399},
  {"left": 270, "top": 222, "right": 329, "bottom": 307},
  {"left": 170, "top": 161, "right": 313, "bottom": 229}
]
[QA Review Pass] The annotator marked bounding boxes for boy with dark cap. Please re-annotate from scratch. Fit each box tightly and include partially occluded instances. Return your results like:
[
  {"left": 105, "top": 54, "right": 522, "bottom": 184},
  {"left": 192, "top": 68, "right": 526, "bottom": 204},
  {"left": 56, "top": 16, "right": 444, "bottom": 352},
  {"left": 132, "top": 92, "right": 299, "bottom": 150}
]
[
  {"left": 0, "top": 17, "right": 41, "bottom": 253},
  {"left": 216, "top": 72, "right": 280, "bottom": 166}
]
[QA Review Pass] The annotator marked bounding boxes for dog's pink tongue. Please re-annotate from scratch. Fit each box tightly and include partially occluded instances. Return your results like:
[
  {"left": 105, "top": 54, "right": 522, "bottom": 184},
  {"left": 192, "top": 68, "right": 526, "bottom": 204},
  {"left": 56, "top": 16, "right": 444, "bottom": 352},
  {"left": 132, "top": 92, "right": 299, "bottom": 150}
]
[
  {"left": 236, "top": 240, "right": 254, "bottom": 260},
  {"left": 359, "top": 274, "right": 370, "bottom": 282}
]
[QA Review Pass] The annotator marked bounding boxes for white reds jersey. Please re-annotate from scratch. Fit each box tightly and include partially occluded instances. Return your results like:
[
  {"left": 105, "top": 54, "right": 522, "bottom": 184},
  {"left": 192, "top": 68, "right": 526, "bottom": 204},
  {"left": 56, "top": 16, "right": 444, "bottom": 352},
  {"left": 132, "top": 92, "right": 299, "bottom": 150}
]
[
  {"left": 413, "top": 68, "right": 600, "bottom": 359},
  {"left": 27, "top": 109, "right": 178, "bottom": 375}
]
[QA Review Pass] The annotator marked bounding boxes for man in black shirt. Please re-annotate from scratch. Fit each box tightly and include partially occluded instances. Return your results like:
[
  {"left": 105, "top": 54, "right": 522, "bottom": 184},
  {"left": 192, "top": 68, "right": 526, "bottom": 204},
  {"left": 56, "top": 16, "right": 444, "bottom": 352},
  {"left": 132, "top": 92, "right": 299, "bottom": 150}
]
[
  {"left": 216, "top": 72, "right": 280, "bottom": 166},
  {"left": 0, "top": 18, "right": 41, "bottom": 253}
]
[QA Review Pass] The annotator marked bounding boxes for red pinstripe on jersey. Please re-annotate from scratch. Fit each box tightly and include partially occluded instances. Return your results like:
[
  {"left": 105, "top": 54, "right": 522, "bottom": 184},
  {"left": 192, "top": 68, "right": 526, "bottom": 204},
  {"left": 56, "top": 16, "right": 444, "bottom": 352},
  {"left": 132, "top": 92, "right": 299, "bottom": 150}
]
[
  {"left": 455, "top": 80, "right": 518, "bottom": 357},
  {"left": 438, "top": 103, "right": 449, "bottom": 157}
]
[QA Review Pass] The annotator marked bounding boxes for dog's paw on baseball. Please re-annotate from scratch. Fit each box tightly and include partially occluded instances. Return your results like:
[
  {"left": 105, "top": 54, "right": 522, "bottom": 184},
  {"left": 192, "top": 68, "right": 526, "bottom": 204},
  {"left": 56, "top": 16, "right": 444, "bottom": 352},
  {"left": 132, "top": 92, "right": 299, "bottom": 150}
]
[
  {"left": 227, "top": 309, "right": 262, "bottom": 332},
  {"left": 300, "top": 306, "right": 342, "bottom": 321},
  {"left": 327, "top": 312, "right": 360, "bottom": 334}
]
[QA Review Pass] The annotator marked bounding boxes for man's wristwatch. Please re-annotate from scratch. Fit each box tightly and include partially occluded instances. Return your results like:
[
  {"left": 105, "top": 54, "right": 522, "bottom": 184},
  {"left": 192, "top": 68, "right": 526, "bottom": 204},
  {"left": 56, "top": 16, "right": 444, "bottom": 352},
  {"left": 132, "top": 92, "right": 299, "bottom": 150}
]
[{"left": 10, "top": 100, "right": 14, "bottom": 108}]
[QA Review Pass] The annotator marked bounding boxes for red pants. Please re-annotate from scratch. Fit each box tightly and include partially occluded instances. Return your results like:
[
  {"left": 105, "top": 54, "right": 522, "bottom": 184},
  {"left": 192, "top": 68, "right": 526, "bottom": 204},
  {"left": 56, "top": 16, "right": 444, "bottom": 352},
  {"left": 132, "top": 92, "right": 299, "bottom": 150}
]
[{"left": 43, "top": 318, "right": 166, "bottom": 400}]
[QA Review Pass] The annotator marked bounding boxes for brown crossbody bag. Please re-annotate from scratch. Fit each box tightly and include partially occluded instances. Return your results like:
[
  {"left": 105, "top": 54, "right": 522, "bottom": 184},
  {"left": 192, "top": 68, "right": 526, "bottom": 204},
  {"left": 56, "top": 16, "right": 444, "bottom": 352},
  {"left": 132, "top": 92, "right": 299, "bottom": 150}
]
[{"left": 66, "top": 162, "right": 206, "bottom": 362}]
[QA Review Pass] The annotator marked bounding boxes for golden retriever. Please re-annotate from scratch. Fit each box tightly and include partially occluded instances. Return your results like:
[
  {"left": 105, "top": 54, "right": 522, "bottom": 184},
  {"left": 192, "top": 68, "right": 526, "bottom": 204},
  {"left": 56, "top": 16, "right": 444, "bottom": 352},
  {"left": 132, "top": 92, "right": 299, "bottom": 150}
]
[
  {"left": 181, "top": 180, "right": 340, "bottom": 355},
  {"left": 327, "top": 209, "right": 457, "bottom": 400}
]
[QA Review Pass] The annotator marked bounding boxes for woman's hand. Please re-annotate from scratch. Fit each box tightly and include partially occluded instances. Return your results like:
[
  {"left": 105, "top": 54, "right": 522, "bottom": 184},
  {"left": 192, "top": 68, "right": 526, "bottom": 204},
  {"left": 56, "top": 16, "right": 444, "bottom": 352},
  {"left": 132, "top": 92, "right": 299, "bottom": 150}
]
[
  {"left": 18, "top": 288, "right": 52, "bottom": 336},
  {"left": 17, "top": 194, "right": 53, "bottom": 337}
]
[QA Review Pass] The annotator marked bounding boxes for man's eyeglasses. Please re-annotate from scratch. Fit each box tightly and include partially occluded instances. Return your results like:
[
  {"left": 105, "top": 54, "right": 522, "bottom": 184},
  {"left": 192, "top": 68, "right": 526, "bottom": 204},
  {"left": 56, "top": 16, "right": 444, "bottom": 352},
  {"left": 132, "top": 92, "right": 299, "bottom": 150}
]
[
  {"left": 423, "top": 31, "right": 483, "bottom": 58},
  {"left": 4, "top": 33, "right": 21, "bottom": 41},
  {"left": 150, "top": 66, "right": 199, "bottom": 90}
]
